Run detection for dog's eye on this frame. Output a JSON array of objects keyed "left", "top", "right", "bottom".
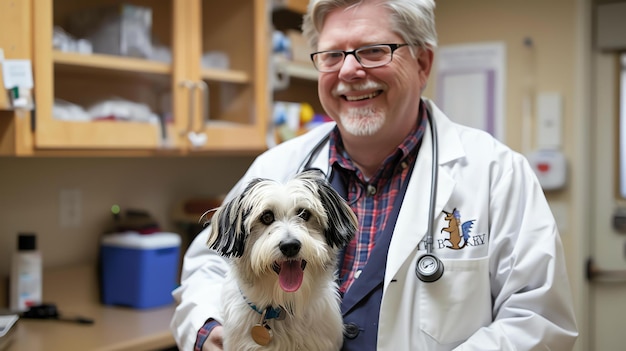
[
  {"left": 297, "top": 208, "right": 311, "bottom": 221},
  {"left": 260, "top": 210, "right": 275, "bottom": 225}
]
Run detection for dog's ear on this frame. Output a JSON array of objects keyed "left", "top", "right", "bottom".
[
  {"left": 314, "top": 177, "right": 358, "bottom": 249},
  {"left": 207, "top": 178, "right": 264, "bottom": 257}
]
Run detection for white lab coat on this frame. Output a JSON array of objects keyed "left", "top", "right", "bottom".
[{"left": 171, "top": 99, "right": 578, "bottom": 350}]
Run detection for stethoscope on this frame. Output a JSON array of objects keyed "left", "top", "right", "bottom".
[{"left": 298, "top": 106, "right": 444, "bottom": 283}]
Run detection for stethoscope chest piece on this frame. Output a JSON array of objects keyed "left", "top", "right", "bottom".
[{"left": 415, "top": 253, "right": 444, "bottom": 282}]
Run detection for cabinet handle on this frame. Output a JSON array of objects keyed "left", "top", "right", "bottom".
[
  {"left": 179, "top": 80, "right": 197, "bottom": 136},
  {"left": 179, "top": 80, "right": 207, "bottom": 147},
  {"left": 196, "top": 80, "right": 210, "bottom": 131},
  {"left": 586, "top": 257, "right": 626, "bottom": 283}
]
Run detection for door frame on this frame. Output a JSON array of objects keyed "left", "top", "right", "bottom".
[{"left": 571, "top": 0, "right": 592, "bottom": 350}]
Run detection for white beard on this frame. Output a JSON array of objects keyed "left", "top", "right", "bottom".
[
  {"left": 339, "top": 106, "right": 385, "bottom": 136},
  {"left": 333, "top": 80, "right": 387, "bottom": 136}
]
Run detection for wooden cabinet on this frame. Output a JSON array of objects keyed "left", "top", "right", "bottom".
[
  {"left": 1, "top": 0, "right": 269, "bottom": 156},
  {"left": 273, "top": 0, "right": 308, "bottom": 14}
]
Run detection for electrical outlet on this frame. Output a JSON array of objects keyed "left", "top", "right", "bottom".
[{"left": 59, "top": 188, "right": 82, "bottom": 228}]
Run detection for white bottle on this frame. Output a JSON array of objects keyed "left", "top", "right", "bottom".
[{"left": 9, "top": 233, "right": 42, "bottom": 312}]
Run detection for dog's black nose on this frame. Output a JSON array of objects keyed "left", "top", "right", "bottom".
[{"left": 279, "top": 239, "right": 301, "bottom": 257}]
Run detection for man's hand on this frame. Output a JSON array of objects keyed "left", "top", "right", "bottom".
[{"left": 202, "top": 326, "right": 224, "bottom": 351}]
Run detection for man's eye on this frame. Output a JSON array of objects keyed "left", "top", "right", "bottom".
[
  {"left": 260, "top": 210, "right": 275, "bottom": 225},
  {"left": 318, "top": 51, "right": 343, "bottom": 61},
  {"left": 361, "top": 48, "right": 382, "bottom": 54},
  {"left": 297, "top": 208, "right": 311, "bottom": 221},
  {"left": 358, "top": 47, "right": 387, "bottom": 57}
]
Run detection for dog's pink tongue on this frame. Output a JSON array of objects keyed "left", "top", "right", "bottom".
[{"left": 279, "top": 260, "right": 304, "bottom": 292}]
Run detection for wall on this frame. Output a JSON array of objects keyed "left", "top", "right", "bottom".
[
  {"left": 425, "top": 1, "right": 579, "bottom": 233},
  {"left": 426, "top": 0, "right": 577, "bottom": 157},
  {"left": 0, "top": 156, "right": 255, "bottom": 304},
  {"left": 424, "top": 0, "right": 586, "bottom": 349}
]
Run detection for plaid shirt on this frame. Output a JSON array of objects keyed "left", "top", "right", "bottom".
[
  {"left": 330, "top": 101, "right": 428, "bottom": 294},
  {"left": 195, "top": 319, "right": 220, "bottom": 350}
]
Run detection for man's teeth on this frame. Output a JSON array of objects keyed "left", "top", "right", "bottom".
[{"left": 345, "top": 91, "right": 379, "bottom": 101}]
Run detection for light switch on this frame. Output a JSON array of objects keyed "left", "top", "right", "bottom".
[{"left": 536, "top": 92, "right": 563, "bottom": 149}]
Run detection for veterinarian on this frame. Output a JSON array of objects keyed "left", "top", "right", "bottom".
[{"left": 171, "top": 0, "right": 579, "bottom": 350}]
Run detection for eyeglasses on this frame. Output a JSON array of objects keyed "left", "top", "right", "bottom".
[{"left": 310, "top": 43, "right": 409, "bottom": 73}]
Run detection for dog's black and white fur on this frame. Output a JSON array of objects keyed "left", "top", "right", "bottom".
[{"left": 207, "top": 170, "right": 358, "bottom": 351}]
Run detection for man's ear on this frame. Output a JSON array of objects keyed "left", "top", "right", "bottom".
[{"left": 417, "top": 48, "right": 434, "bottom": 92}]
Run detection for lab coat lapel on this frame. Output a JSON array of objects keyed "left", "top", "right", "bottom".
[
  {"left": 384, "top": 102, "right": 461, "bottom": 289},
  {"left": 308, "top": 140, "right": 330, "bottom": 174}
]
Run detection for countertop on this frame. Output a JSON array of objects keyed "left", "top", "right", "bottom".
[{"left": 5, "top": 265, "right": 176, "bottom": 351}]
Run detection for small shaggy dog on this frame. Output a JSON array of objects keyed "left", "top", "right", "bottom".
[{"left": 207, "top": 170, "right": 358, "bottom": 351}]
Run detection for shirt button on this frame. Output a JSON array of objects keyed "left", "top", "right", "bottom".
[
  {"left": 354, "top": 270, "right": 362, "bottom": 279},
  {"left": 366, "top": 185, "right": 376, "bottom": 196},
  {"left": 401, "top": 161, "right": 408, "bottom": 169},
  {"left": 344, "top": 323, "right": 360, "bottom": 339}
]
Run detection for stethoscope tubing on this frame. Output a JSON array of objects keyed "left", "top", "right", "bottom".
[{"left": 424, "top": 109, "right": 438, "bottom": 255}]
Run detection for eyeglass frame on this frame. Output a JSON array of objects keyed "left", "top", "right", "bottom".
[{"left": 310, "top": 43, "right": 410, "bottom": 73}]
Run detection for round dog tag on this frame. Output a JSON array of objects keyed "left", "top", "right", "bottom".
[{"left": 251, "top": 324, "right": 272, "bottom": 346}]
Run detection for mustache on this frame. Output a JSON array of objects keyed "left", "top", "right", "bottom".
[{"left": 333, "top": 80, "right": 386, "bottom": 96}]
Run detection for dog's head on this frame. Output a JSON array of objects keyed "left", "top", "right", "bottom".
[{"left": 207, "top": 169, "right": 357, "bottom": 292}]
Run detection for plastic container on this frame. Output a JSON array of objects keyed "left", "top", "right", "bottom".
[
  {"left": 10, "top": 233, "right": 42, "bottom": 312},
  {"left": 100, "top": 232, "right": 181, "bottom": 309}
]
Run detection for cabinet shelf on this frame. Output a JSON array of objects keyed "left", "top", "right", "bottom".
[
  {"left": 53, "top": 51, "right": 171, "bottom": 75},
  {"left": 285, "top": 61, "right": 318, "bottom": 81},
  {"left": 53, "top": 51, "right": 251, "bottom": 85},
  {"left": 272, "top": 0, "right": 308, "bottom": 14},
  {"left": 200, "top": 67, "right": 250, "bottom": 84}
]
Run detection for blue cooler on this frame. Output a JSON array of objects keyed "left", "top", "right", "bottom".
[{"left": 100, "top": 232, "right": 181, "bottom": 309}]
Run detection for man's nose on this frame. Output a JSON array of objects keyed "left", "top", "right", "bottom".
[{"left": 338, "top": 53, "right": 365, "bottom": 78}]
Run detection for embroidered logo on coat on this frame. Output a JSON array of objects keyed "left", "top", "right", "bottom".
[{"left": 438, "top": 208, "right": 480, "bottom": 250}]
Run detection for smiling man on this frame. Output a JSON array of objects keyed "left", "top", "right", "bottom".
[
  {"left": 307, "top": 1, "right": 435, "bottom": 182},
  {"left": 171, "top": 1, "right": 579, "bottom": 350}
]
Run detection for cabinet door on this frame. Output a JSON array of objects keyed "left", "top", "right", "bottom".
[
  {"left": 177, "top": 0, "right": 270, "bottom": 154},
  {"left": 0, "top": 0, "right": 34, "bottom": 155},
  {"left": 33, "top": 0, "right": 183, "bottom": 152}
]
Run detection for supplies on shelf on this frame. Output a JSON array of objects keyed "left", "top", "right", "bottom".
[
  {"left": 53, "top": 26, "right": 93, "bottom": 54},
  {"left": 65, "top": 4, "right": 153, "bottom": 59},
  {"left": 201, "top": 51, "right": 230, "bottom": 70},
  {"left": 270, "top": 101, "right": 332, "bottom": 146},
  {"left": 53, "top": 98, "right": 159, "bottom": 124}
]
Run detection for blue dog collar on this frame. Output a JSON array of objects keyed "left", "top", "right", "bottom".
[{"left": 240, "top": 289, "right": 285, "bottom": 320}]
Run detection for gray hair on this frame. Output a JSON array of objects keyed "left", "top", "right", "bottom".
[{"left": 302, "top": 0, "right": 437, "bottom": 54}]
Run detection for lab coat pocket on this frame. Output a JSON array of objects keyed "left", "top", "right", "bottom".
[{"left": 419, "top": 257, "right": 491, "bottom": 345}]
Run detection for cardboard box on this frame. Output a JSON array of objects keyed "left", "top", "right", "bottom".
[{"left": 100, "top": 232, "right": 180, "bottom": 309}]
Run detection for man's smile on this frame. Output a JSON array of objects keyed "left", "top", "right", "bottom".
[{"left": 343, "top": 90, "right": 383, "bottom": 101}]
